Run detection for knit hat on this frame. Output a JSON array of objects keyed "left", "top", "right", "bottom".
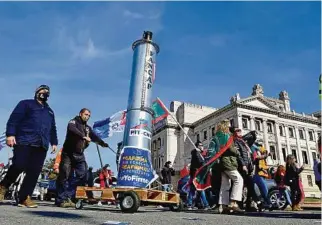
[{"left": 35, "top": 85, "right": 50, "bottom": 94}]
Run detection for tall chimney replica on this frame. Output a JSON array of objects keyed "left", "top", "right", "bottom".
[{"left": 117, "top": 31, "right": 160, "bottom": 188}]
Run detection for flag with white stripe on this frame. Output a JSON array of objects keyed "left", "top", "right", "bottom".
[
  {"left": 93, "top": 110, "right": 126, "bottom": 139},
  {"left": 0, "top": 132, "right": 6, "bottom": 151}
]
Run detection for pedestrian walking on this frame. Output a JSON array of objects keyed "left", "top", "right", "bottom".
[{"left": 0, "top": 85, "right": 58, "bottom": 208}]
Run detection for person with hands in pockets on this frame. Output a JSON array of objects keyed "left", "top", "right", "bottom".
[{"left": 0, "top": 85, "right": 58, "bottom": 208}]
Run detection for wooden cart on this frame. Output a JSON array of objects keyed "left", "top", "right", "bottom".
[{"left": 74, "top": 186, "right": 183, "bottom": 213}]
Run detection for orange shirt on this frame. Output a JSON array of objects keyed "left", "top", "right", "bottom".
[{"left": 53, "top": 148, "right": 63, "bottom": 170}]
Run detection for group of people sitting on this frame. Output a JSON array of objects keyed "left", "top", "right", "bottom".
[{"left": 162, "top": 119, "right": 318, "bottom": 213}]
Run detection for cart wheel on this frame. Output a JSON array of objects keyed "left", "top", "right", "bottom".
[
  {"left": 119, "top": 191, "right": 140, "bottom": 213},
  {"left": 169, "top": 199, "right": 183, "bottom": 212},
  {"left": 75, "top": 200, "right": 83, "bottom": 210}
]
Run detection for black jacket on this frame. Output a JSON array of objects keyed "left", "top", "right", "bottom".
[
  {"left": 234, "top": 138, "right": 253, "bottom": 173},
  {"left": 190, "top": 149, "right": 205, "bottom": 177},
  {"left": 161, "top": 166, "right": 175, "bottom": 184},
  {"left": 63, "top": 116, "right": 104, "bottom": 154},
  {"left": 285, "top": 164, "right": 304, "bottom": 185}
]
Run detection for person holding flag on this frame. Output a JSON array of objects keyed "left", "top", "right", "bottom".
[{"left": 56, "top": 108, "right": 109, "bottom": 208}]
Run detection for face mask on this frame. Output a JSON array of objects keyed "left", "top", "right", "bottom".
[{"left": 37, "top": 92, "right": 49, "bottom": 102}]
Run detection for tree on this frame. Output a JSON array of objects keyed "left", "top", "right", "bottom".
[
  {"left": 43, "top": 158, "right": 55, "bottom": 172},
  {"left": 42, "top": 158, "right": 57, "bottom": 180}
]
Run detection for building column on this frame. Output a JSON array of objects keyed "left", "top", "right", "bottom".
[
  {"left": 237, "top": 113, "right": 243, "bottom": 129},
  {"left": 295, "top": 126, "right": 304, "bottom": 165},
  {"left": 207, "top": 126, "right": 211, "bottom": 147},
  {"left": 284, "top": 125, "right": 292, "bottom": 155},
  {"left": 274, "top": 122, "right": 283, "bottom": 164},
  {"left": 262, "top": 119, "right": 269, "bottom": 151},
  {"left": 249, "top": 116, "right": 255, "bottom": 131},
  {"left": 304, "top": 128, "right": 314, "bottom": 166}
]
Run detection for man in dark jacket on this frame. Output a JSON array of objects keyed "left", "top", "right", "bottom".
[
  {"left": 0, "top": 85, "right": 58, "bottom": 208},
  {"left": 56, "top": 108, "right": 109, "bottom": 207},
  {"left": 231, "top": 127, "right": 258, "bottom": 211},
  {"left": 187, "top": 141, "right": 210, "bottom": 210},
  {"left": 161, "top": 161, "right": 175, "bottom": 192}
]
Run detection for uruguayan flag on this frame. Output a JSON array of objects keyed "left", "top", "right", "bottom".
[
  {"left": 0, "top": 132, "right": 6, "bottom": 151},
  {"left": 93, "top": 110, "right": 126, "bottom": 139}
]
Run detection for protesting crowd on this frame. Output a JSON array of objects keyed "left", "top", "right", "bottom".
[
  {"left": 161, "top": 120, "right": 321, "bottom": 213},
  {"left": 0, "top": 84, "right": 320, "bottom": 216}
]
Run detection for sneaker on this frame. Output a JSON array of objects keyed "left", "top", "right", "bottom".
[
  {"left": 60, "top": 199, "right": 75, "bottom": 208},
  {"left": 284, "top": 205, "right": 292, "bottom": 211},
  {"left": 203, "top": 206, "right": 211, "bottom": 211},
  {"left": 187, "top": 206, "right": 193, "bottom": 210},
  {"left": 210, "top": 204, "right": 217, "bottom": 210},
  {"left": 60, "top": 201, "right": 71, "bottom": 208},
  {"left": 0, "top": 185, "right": 7, "bottom": 201},
  {"left": 18, "top": 196, "right": 38, "bottom": 208},
  {"left": 228, "top": 204, "right": 243, "bottom": 213},
  {"left": 67, "top": 198, "right": 75, "bottom": 207},
  {"left": 97, "top": 201, "right": 103, "bottom": 206}
]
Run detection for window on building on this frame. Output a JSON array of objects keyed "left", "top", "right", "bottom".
[
  {"left": 157, "top": 138, "right": 161, "bottom": 149},
  {"left": 197, "top": 133, "right": 200, "bottom": 141},
  {"left": 267, "top": 123, "right": 273, "bottom": 133},
  {"left": 230, "top": 119, "right": 234, "bottom": 127},
  {"left": 302, "top": 151, "right": 308, "bottom": 164},
  {"left": 211, "top": 127, "right": 215, "bottom": 137},
  {"left": 289, "top": 127, "right": 294, "bottom": 138},
  {"left": 312, "top": 152, "right": 317, "bottom": 162},
  {"left": 242, "top": 118, "right": 248, "bottom": 129},
  {"left": 292, "top": 149, "right": 297, "bottom": 161},
  {"left": 279, "top": 126, "right": 284, "bottom": 136},
  {"left": 299, "top": 129, "right": 304, "bottom": 140},
  {"left": 269, "top": 146, "right": 277, "bottom": 160},
  {"left": 255, "top": 120, "right": 261, "bottom": 131},
  {"left": 307, "top": 175, "right": 313, "bottom": 187},
  {"left": 158, "top": 157, "right": 161, "bottom": 169},
  {"left": 282, "top": 148, "right": 287, "bottom": 161},
  {"left": 203, "top": 130, "right": 207, "bottom": 140},
  {"left": 152, "top": 140, "right": 157, "bottom": 151},
  {"left": 309, "top": 131, "right": 314, "bottom": 141}
]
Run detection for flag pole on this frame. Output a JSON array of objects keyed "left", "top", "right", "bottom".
[
  {"left": 96, "top": 144, "right": 104, "bottom": 169},
  {"left": 156, "top": 97, "right": 197, "bottom": 150}
]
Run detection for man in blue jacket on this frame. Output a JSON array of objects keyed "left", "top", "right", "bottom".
[{"left": 0, "top": 85, "right": 58, "bottom": 208}]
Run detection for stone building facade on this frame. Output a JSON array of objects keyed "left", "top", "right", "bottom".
[{"left": 151, "top": 84, "right": 321, "bottom": 196}]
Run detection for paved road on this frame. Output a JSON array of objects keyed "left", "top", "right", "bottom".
[{"left": 0, "top": 201, "right": 320, "bottom": 225}]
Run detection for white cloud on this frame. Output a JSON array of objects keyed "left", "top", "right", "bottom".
[
  {"left": 123, "top": 10, "right": 145, "bottom": 19},
  {"left": 209, "top": 34, "right": 229, "bottom": 47}
]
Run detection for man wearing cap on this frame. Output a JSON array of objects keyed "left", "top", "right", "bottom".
[{"left": 0, "top": 85, "right": 58, "bottom": 208}]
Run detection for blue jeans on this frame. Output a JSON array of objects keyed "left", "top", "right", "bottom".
[
  {"left": 187, "top": 178, "right": 209, "bottom": 207},
  {"left": 279, "top": 187, "right": 292, "bottom": 206},
  {"left": 56, "top": 152, "right": 88, "bottom": 204},
  {"left": 253, "top": 175, "right": 271, "bottom": 205}
]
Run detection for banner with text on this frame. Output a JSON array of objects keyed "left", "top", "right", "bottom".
[{"left": 117, "top": 146, "right": 158, "bottom": 188}]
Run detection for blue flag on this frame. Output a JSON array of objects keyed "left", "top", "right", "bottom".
[
  {"left": 93, "top": 110, "right": 126, "bottom": 139},
  {"left": 0, "top": 132, "right": 6, "bottom": 151}
]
